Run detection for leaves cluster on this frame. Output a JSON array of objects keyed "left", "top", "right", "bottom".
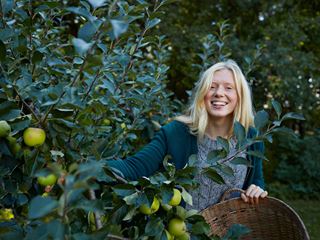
[{"left": 0, "top": 0, "right": 183, "bottom": 239}]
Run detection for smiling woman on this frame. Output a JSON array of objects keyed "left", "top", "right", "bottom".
[
  {"left": 107, "top": 59, "right": 267, "bottom": 211},
  {"left": 204, "top": 69, "right": 238, "bottom": 134}
]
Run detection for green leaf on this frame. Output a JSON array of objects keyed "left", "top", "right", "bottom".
[
  {"left": 217, "top": 136, "right": 229, "bottom": 152},
  {"left": 186, "top": 209, "right": 198, "bottom": 218},
  {"left": 215, "top": 163, "right": 234, "bottom": 177},
  {"left": 31, "top": 50, "right": 44, "bottom": 63},
  {"left": 123, "top": 192, "right": 139, "bottom": 205},
  {"left": 207, "top": 149, "right": 227, "bottom": 163},
  {"left": 233, "top": 121, "right": 245, "bottom": 146},
  {"left": 230, "top": 157, "right": 251, "bottom": 166},
  {"left": 273, "top": 120, "right": 281, "bottom": 127},
  {"left": 65, "top": 7, "right": 94, "bottom": 21},
  {"left": 28, "top": 196, "right": 58, "bottom": 219},
  {"left": 1, "top": 0, "right": 14, "bottom": 15},
  {"left": 281, "top": 112, "right": 305, "bottom": 121},
  {"left": 122, "top": 206, "right": 136, "bottom": 221},
  {"left": 202, "top": 168, "right": 225, "bottom": 184},
  {"left": 110, "top": 19, "right": 129, "bottom": 39},
  {"left": 188, "top": 154, "right": 197, "bottom": 166},
  {"left": 72, "top": 199, "right": 104, "bottom": 212},
  {"left": 0, "top": 139, "right": 12, "bottom": 156},
  {"left": 72, "top": 38, "right": 93, "bottom": 55},
  {"left": 0, "top": 28, "right": 15, "bottom": 41},
  {"left": 265, "top": 134, "right": 273, "bottom": 143},
  {"left": 146, "top": 18, "right": 161, "bottom": 29},
  {"left": 271, "top": 100, "right": 282, "bottom": 119},
  {"left": 0, "top": 109, "right": 20, "bottom": 121},
  {"left": 16, "top": 194, "right": 28, "bottom": 206},
  {"left": 88, "top": 0, "right": 106, "bottom": 9},
  {"left": 254, "top": 110, "right": 269, "bottom": 130},
  {"left": 145, "top": 217, "right": 164, "bottom": 236},
  {"left": 246, "top": 150, "right": 268, "bottom": 161},
  {"left": 78, "top": 20, "right": 102, "bottom": 42},
  {"left": 181, "top": 187, "right": 193, "bottom": 206},
  {"left": 175, "top": 206, "right": 187, "bottom": 220},
  {"left": 191, "top": 221, "right": 211, "bottom": 235},
  {"left": 24, "top": 219, "right": 64, "bottom": 240},
  {"left": 222, "top": 224, "right": 251, "bottom": 240},
  {"left": 269, "top": 126, "right": 297, "bottom": 138},
  {"left": 0, "top": 40, "right": 6, "bottom": 61},
  {"left": 112, "top": 184, "right": 136, "bottom": 197}
]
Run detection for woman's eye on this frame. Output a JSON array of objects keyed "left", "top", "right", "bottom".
[{"left": 226, "top": 87, "right": 233, "bottom": 90}]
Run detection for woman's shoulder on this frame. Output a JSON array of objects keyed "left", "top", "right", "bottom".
[
  {"left": 162, "top": 119, "right": 192, "bottom": 136},
  {"left": 164, "top": 119, "right": 191, "bottom": 128}
]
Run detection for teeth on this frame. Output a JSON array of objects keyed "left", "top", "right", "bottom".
[{"left": 211, "top": 101, "right": 227, "bottom": 106}]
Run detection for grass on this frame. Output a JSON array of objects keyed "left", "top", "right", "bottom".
[{"left": 286, "top": 199, "right": 320, "bottom": 240}]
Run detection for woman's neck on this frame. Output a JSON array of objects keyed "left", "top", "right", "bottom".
[{"left": 205, "top": 117, "right": 233, "bottom": 139}]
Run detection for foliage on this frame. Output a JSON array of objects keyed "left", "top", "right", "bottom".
[
  {"left": 265, "top": 130, "right": 320, "bottom": 200},
  {"left": 0, "top": 0, "right": 307, "bottom": 239},
  {"left": 0, "top": 0, "right": 184, "bottom": 238}
]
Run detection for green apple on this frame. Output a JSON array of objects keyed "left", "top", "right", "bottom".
[
  {"left": 11, "top": 142, "right": 21, "bottom": 155},
  {"left": 0, "top": 208, "right": 14, "bottom": 220},
  {"left": 168, "top": 218, "right": 187, "bottom": 237},
  {"left": 103, "top": 119, "right": 111, "bottom": 126},
  {"left": 6, "top": 135, "right": 16, "bottom": 145},
  {"left": 23, "top": 127, "right": 46, "bottom": 147},
  {"left": 6, "top": 136, "right": 21, "bottom": 155},
  {"left": 175, "top": 232, "right": 190, "bottom": 240},
  {"left": 169, "top": 188, "right": 182, "bottom": 206},
  {"left": 0, "top": 120, "right": 11, "bottom": 138},
  {"left": 37, "top": 174, "right": 57, "bottom": 186},
  {"left": 139, "top": 197, "right": 160, "bottom": 215}
]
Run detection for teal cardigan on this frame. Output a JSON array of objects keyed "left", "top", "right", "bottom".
[{"left": 107, "top": 120, "right": 265, "bottom": 190}]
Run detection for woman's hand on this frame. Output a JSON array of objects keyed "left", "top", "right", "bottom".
[{"left": 241, "top": 184, "right": 268, "bottom": 204}]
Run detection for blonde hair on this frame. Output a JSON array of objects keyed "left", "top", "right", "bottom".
[{"left": 175, "top": 59, "right": 254, "bottom": 141}]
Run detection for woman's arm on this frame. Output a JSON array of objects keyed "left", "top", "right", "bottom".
[{"left": 106, "top": 125, "right": 169, "bottom": 180}]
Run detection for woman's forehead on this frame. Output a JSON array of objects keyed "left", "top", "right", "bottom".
[{"left": 211, "top": 69, "right": 235, "bottom": 84}]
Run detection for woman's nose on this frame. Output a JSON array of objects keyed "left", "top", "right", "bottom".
[{"left": 214, "top": 86, "right": 224, "bottom": 96}]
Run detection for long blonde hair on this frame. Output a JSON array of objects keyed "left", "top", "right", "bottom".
[{"left": 175, "top": 59, "right": 254, "bottom": 141}]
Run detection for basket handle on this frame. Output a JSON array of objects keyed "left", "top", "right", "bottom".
[{"left": 219, "top": 188, "right": 245, "bottom": 202}]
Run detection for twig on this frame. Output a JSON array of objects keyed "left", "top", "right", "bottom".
[
  {"left": 88, "top": 189, "right": 103, "bottom": 230},
  {"left": 13, "top": 86, "right": 41, "bottom": 123}
]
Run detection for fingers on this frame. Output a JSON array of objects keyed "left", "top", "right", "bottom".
[
  {"left": 241, "top": 193, "right": 248, "bottom": 203},
  {"left": 244, "top": 184, "right": 268, "bottom": 204},
  {"left": 261, "top": 190, "right": 268, "bottom": 198}
]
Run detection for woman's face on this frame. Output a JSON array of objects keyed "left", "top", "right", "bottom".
[{"left": 204, "top": 69, "right": 238, "bottom": 122}]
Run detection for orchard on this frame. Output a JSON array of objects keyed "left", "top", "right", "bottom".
[{"left": 0, "top": 0, "right": 305, "bottom": 239}]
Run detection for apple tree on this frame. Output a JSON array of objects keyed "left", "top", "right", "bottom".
[{"left": 0, "top": 0, "right": 203, "bottom": 239}]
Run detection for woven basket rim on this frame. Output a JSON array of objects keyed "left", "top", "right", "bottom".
[{"left": 201, "top": 196, "right": 310, "bottom": 240}]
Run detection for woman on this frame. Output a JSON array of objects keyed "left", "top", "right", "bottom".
[{"left": 107, "top": 59, "right": 268, "bottom": 211}]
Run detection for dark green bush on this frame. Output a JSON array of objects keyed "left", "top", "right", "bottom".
[{"left": 266, "top": 131, "right": 320, "bottom": 200}]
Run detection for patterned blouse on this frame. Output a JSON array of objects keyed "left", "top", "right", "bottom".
[{"left": 186, "top": 134, "right": 247, "bottom": 211}]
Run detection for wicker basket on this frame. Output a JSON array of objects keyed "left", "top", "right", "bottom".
[{"left": 201, "top": 188, "right": 310, "bottom": 240}]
